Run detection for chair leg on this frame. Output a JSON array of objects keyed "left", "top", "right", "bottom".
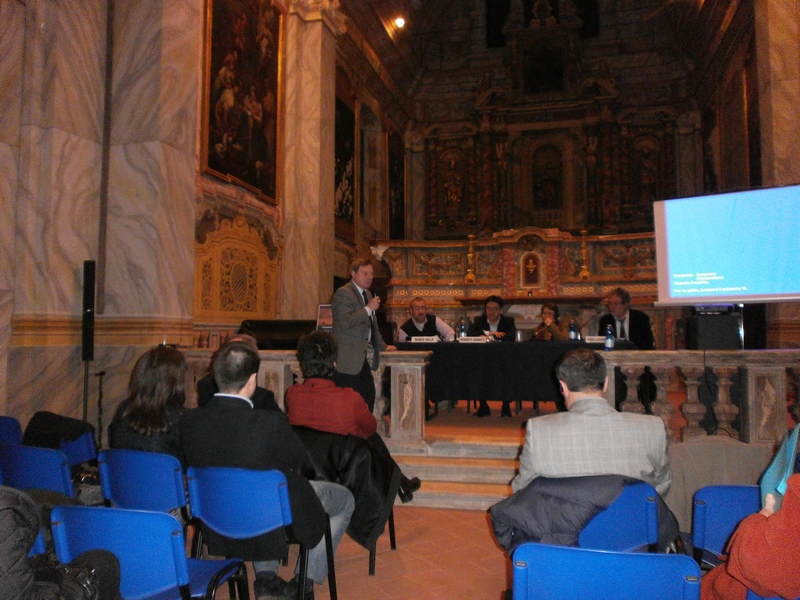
[
  {"left": 324, "top": 519, "right": 337, "bottom": 600},
  {"left": 297, "top": 547, "right": 308, "bottom": 600},
  {"left": 369, "top": 544, "right": 376, "bottom": 576},
  {"left": 388, "top": 508, "right": 397, "bottom": 551}
]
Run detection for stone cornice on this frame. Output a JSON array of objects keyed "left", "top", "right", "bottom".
[
  {"left": 287, "top": 0, "right": 347, "bottom": 36},
  {"left": 11, "top": 315, "right": 195, "bottom": 347}
]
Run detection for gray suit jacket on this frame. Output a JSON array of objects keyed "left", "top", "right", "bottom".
[
  {"left": 331, "top": 282, "right": 387, "bottom": 375},
  {"left": 512, "top": 396, "right": 671, "bottom": 496}
]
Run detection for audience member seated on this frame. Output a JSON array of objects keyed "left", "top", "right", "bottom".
[
  {"left": 701, "top": 474, "right": 800, "bottom": 600},
  {"left": 397, "top": 297, "right": 455, "bottom": 342},
  {"left": 285, "top": 331, "right": 421, "bottom": 504},
  {"left": 0, "top": 485, "right": 122, "bottom": 600},
  {"left": 532, "top": 303, "right": 568, "bottom": 341},
  {"left": 108, "top": 345, "right": 187, "bottom": 466},
  {"left": 512, "top": 348, "right": 672, "bottom": 497},
  {"left": 180, "top": 341, "right": 354, "bottom": 600},
  {"left": 195, "top": 334, "right": 279, "bottom": 411}
]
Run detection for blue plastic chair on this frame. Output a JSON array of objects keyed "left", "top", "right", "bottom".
[
  {"left": 0, "top": 443, "right": 73, "bottom": 496},
  {"left": 692, "top": 484, "right": 760, "bottom": 567},
  {"left": 186, "top": 466, "right": 337, "bottom": 600},
  {"left": 59, "top": 430, "right": 98, "bottom": 466},
  {"left": 578, "top": 481, "right": 659, "bottom": 552},
  {"left": 511, "top": 542, "right": 702, "bottom": 600},
  {"left": 0, "top": 416, "right": 23, "bottom": 445},
  {"left": 51, "top": 505, "right": 248, "bottom": 600},
  {"left": 98, "top": 449, "right": 188, "bottom": 514}
]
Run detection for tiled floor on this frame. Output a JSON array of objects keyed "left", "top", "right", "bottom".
[
  {"left": 261, "top": 506, "right": 511, "bottom": 600},
  {"left": 217, "top": 401, "right": 541, "bottom": 600}
]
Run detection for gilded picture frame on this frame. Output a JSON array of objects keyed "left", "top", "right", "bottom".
[{"left": 202, "top": 0, "right": 283, "bottom": 203}]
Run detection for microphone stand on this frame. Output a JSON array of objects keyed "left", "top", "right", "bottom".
[{"left": 95, "top": 371, "right": 107, "bottom": 447}]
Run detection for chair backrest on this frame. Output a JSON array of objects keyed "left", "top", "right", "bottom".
[
  {"left": 59, "top": 430, "right": 97, "bottom": 466},
  {"left": 0, "top": 416, "right": 23, "bottom": 445},
  {"left": 578, "top": 481, "right": 659, "bottom": 552},
  {"left": 0, "top": 444, "right": 73, "bottom": 496},
  {"left": 186, "top": 466, "right": 292, "bottom": 538},
  {"left": 98, "top": 448, "right": 186, "bottom": 512},
  {"left": 51, "top": 505, "right": 190, "bottom": 600},
  {"left": 512, "top": 542, "right": 702, "bottom": 600},
  {"left": 692, "top": 484, "right": 760, "bottom": 561}
]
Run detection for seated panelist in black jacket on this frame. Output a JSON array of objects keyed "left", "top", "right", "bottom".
[{"left": 467, "top": 295, "right": 518, "bottom": 418}]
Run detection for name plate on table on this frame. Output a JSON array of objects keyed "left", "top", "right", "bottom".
[
  {"left": 458, "top": 336, "right": 489, "bottom": 343},
  {"left": 410, "top": 336, "right": 439, "bottom": 343},
  {"left": 585, "top": 336, "right": 605, "bottom": 344}
]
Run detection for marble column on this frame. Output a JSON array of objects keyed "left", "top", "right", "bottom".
[
  {"left": 755, "top": 1, "right": 800, "bottom": 348},
  {"left": 404, "top": 126, "right": 427, "bottom": 241},
  {"left": 6, "top": 0, "right": 201, "bottom": 429},
  {"left": 0, "top": 1, "right": 26, "bottom": 412},
  {"left": 279, "top": 0, "right": 345, "bottom": 318}
]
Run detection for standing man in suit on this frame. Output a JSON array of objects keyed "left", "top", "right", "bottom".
[
  {"left": 331, "top": 258, "right": 395, "bottom": 414},
  {"left": 511, "top": 347, "right": 671, "bottom": 496},
  {"left": 180, "top": 341, "right": 354, "bottom": 599},
  {"left": 598, "top": 287, "right": 654, "bottom": 350},
  {"left": 598, "top": 287, "right": 655, "bottom": 408}
]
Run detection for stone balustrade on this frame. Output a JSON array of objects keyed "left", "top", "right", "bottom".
[{"left": 185, "top": 348, "right": 800, "bottom": 448}]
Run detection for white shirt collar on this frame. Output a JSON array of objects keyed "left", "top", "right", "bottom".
[{"left": 212, "top": 392, "right": 254, "bottom": 408}]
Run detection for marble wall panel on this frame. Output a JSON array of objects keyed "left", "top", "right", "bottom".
[
  {"left": 0, "top": 292, "right": 11, "bottom": 413},
  {"left": 0, "top": 1, "right": 24, "bottom": 147},
  {"left": 20, "top": 0, "right": 105, "bottom": 141},
  {"left": 15, "top": 128, "right": 101, "bottom": 314},
  {"left": 112, "top": 0, "right": 200, "bottom": 151},
  {"left": 5, "top": 343, "right": 146, "bottom": 445},
  {"left": 104, "top": 142, "right": 195, "bottom": 317}
]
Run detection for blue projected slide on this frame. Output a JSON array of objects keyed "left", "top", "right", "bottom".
[{"left": 654, "top": 185, "right": 800, "bottom": 306}]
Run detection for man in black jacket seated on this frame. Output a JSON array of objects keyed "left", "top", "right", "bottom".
[{"left": 180, "top": 342, "right": 354, "bottom": 600}]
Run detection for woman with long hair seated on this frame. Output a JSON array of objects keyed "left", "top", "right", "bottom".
[{"left": 109, "top": 345, "right": 187, "bottom": 465}]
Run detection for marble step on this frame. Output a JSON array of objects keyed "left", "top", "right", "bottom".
[
  {"left": 393, "top": 454, "right": 517, "bottom": 485},
  {"left": 398, "top": 480, "right": 512, "bottom": 511},
  {"left": 386, "top": 438, "right": 522, "bottom": 460}
]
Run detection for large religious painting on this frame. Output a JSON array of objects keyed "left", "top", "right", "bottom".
[
  {"left": 202, "top": 0, "right": 282, "bottom": 203},
  {"left": 334, "top": 97, "right": 356, "bottom": 243},
  {"left": 388, "top": 132, "right": 405, "bottom": 240}
]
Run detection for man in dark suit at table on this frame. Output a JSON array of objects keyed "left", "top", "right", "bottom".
[
  {"left": 331, "top": 258, "right": 395, "bottom": 414},
  {"left": 598, "top": 287, "right": 654, "bottom": 351},
  {"left": 598, "top": 287, "right": 655, "bottom": 409},
  {"left": 467, "top": 295, "right": 517, "bottom": 418},
  {"left": 180, "top": 341, "right": 354, "bottom": 599}
]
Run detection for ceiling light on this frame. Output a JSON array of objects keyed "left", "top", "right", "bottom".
[{"left": 395, "top": 17, "right": 405, "bottom": 28}]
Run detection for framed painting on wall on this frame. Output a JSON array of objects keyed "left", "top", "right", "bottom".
[
  {"left": 334, "top": 97, "right": 356, "bottom": 243},
  {"left": 202, "top": 0, "right": 283, "bottom": 203}
]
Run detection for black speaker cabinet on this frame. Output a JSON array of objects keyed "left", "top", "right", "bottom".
[
  {"left": 686, "top": 313, "right": 742, "bottom": 350},
  {"left": 82, "top": 260, "right": 96, "bottom": 361}
]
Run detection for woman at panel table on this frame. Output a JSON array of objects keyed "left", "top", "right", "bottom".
[{"left": 532, "top": 303, "right": 569, "bottom": 341}]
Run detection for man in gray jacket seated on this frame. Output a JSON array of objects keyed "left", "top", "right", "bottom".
[{"left": 512, "top": 347, "right": 671, "bottom": 496}]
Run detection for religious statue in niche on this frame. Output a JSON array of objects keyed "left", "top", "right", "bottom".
[
  {"left": 634, "top": 136, "right": 660, "bottom": 205},
  {"left": 443, "top": 159, "right": 463, "bottom": 208},
  {"left": 520, "top": 252, "right": 542, "bottom": 288},
  {"left": 532, "top": 146, "right": 562, "bottom": 202}
]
